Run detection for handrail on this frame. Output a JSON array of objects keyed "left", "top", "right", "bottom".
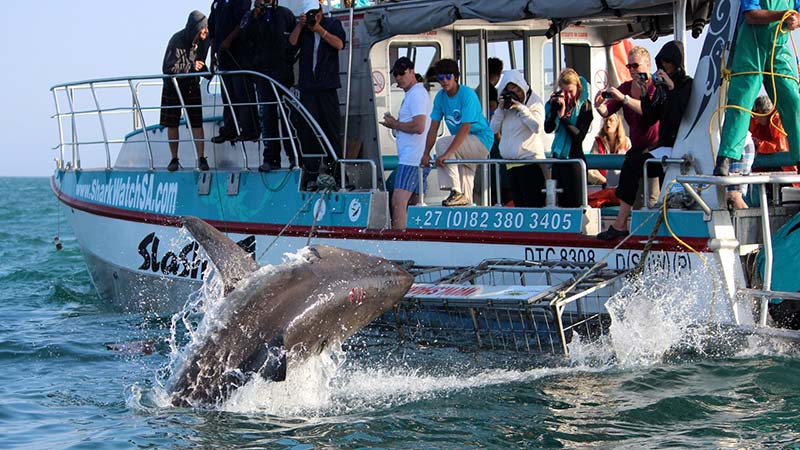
[
  {"left": 643, "top": 157, "right": 687, "bottom": 209},
  {"left": 418, "top": 158, "right": 588, "bottom": 207},
  {"left": 50, "top": 70, "right": 340, "bottom": 173},
  {"left": 339, "top": 159, "right": 378, "bottom": 190}
]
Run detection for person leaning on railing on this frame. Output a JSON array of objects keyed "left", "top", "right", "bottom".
[
  {"left": 160, "top": 10, "right": 211, "bottom": 172},
  {"left": 544, "top": 68, "right": 593, "bottom": 208},
  {"left": 490, "top": 70, "right": 547, "bottom": 207}
]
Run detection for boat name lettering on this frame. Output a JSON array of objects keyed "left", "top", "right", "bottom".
[
  {"left": 418, "top": 209, "right": 574, "bottom": 231},
  {"left": 615, "top": 250, "right": 692, "bottom": 272},
  {"left": 137, "top": 233, "right": 209, "bottom": 280},
  {"left": 407, "top": 285, "right": 481, "bottom": 297},
  {"left": 525, "top": 247, "right": 596, "bottom": 264},
  {"left": 74, "top": 175, "right": 178, "bottom": 215}
]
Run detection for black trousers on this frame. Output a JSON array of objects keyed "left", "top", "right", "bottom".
[
  {"left": 299, "top": 88, "right": 342, "bottom": 178},
  {"left": 256, "top": 78, "right": 295, "bottom": 166},
  {"left": 615, "top": 149, "right": 663, "bottom": 205},
  {"left": 218, "top": 54, "right": 258, "bottom": 136},
  {"left": 551, "top": 160, "right": 584, "bottom": 208},
  {"left": 508, "top": 164, "right": 546, "bottom": 207}
]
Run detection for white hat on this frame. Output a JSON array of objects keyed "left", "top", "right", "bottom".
[
  {"left": 303, "top": 0, "right": 321, "bottom": 13},
  {"left": 496, "top": 69, "right": 529, "bottom": 95}
]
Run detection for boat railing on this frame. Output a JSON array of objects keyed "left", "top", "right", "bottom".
[
  {"left": 416, "top": 158, "right": 588, "bottom": 208},
  {"left": 676, "top": 173, "right": 800, "bottom": 327},
  {"left": 50, "top": 70, "right": 339, "bottom": 173}
]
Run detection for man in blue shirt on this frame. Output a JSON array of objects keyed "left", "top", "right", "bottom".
[
  {"left": 289, "top": 0, "right": 346, "bottom": 190},
  {"left": 714, "top": 0, "right": 800, "bottom": 175},
  {"left": 422, "top": 59, "right": 494, "bottom": 206}
]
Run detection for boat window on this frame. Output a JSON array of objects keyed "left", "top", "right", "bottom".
[
  {"left": 542, "top": 43, "right": 590, "bottom": 94},
  {"left": 389, "top": 42, "right": 440, "bottom": 87}
]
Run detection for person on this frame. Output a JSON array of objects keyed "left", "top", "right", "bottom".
[
  {"left": 240, "top": 0, "right": 298, "bottom": 172},
  {"left": 422, "top": 58, "right": 495, "bottom": 207},
  {"left": 588, "top": 113, "right": 631, "bottom": 186},
  {"left": 749, "top": 95, "right": 797, "bottom": 174},
  {"left": 160, "top": 11, "right": 211, "bottom": 172},
  {"left": 209, "top": 0, "right": 259, "bottom": 144},
  {"left": 290, "top": 0, "right": 346, "bottom": 190},
  {"left": 713, "top": 1, "right": 800, "bottom": 176},
  {"left": 544, "top": 68, "right": 593, "bottom": 208},
  {"left": 476, "top": 57, "right": 503, "bottom": 114},
  {"left": 727, "top": 132, "right": 756, "bottom": 209},
  {"left": 379, "top": 57, "right": 432, "bottom": 229},
  {"left": 594, "top": 46, "right": 661, "bottom": 239},
  {"left": 490, "top": 70, "right": 546, "bottom": 207}
]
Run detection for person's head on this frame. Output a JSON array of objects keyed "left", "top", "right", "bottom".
[
  {"left": 556, "top": 68, "right": 581, "bottom": 100},
  {"left": 186, "top": 10, "right": 208, "bottom": 43},
  {"left": 496, "top": 70, "right": 530, "bottom": 106},
  {"left": 302, "top": 0, "right": 323, "bottom": 26},
  {"left": 599, "top": 113, "right": 627, "bottom": 150},
  {"left": 626, "top": 46, "right": 651, "bottom": 78},
  {"left": 435, "top": 58, "right": 460, "bottom": 93},
  {"left": 391, "top": 57, "right": 417, "bottom": 91},
  {"left": 488, "top": 57, "right": 503, "bottom": 85},
  {"left": 753, "top": 95, "right": 775, "bottom": 126},
  {"left": 655, "top": 40, "right": 685, "bottom": 77}
]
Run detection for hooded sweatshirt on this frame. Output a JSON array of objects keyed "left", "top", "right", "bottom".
[
  {"left": 641, "top": 40, "right": 693, "bottom": 148},
  {"left": 490, "top": 70, "right": 545, "bottom": 160},
  {"left": 162, "top": 11, "right": 210, "bottom": 75},
  {"left": 544, "top": 76, "right": 593, "bottom": 159}
]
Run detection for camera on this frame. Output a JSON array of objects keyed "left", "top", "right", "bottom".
[
  {"left": 637, "top": 72, "right": 648, "bottom": 82},
  {"left": 601, "top": 91, "right": 613, "bottom": 99},
  {"left": 306, "top": 10, "right": 318, "bottom": 27},
  {"left": 502, "top": 89, "right": 521, "bottom": 109}
]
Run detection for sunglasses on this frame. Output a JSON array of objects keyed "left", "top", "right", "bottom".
[
  {"left": 437, "top": 73, "right": 454, "bottom": 81},
  {"left": 392, "top": 68, "right": 407, "bottom": 78},
  {"left": 625, "top": 63, "right": 640, "bottom": 69}
]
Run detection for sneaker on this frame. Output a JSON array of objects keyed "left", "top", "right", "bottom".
[
  {"left": 211, "top": 133, "right": 235, "bottom": 144},
  {"left": 258, "top": 162, "right": 281, "bottom": 172},
  {"left": 713, "top": 155, "right": 736, "bottom": 176},
  {"left": 198, "top": 157, "right": 210, "bottom": 171},
  {"left": 597, "top": 225, "right": 629, "bottom": 241},
  {"left": 237, "top": 130, "right": 261, "bottom": 142},
  {"left": 442, "top": 190, "right": 469, "bottom": 207},
  {"left": 167, "top": 158, "right": 180, "bottom": 172}
]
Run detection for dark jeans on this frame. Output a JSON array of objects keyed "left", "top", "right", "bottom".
[
  {"left": 551, "top": 159, "right": 584, "bottom": 208},
  {"left": 256, "top": 78, "right": 295, "bottom": 166},
  {"left": 615, "top": 148, "right": 664, "bottom": 205},
  {"left": 218, "top": 54, "right": 258, "bottom": 136},
  {"left": 508, "top": 164, "right": 546, "bottom": 207},
  {"left": 298, "top": 88, "right": 342, "bottom": 179}
]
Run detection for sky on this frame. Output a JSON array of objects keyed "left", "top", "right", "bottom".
[{"left": 0, "top": 2, "right": 785, "bottom": 177}]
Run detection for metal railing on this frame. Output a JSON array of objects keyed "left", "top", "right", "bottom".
[
  {"left": 50, "top": 70, "right": 341, "bottom": 173},
  {"left": 417, "top": 158, "right": 588, "bottom": 208}
]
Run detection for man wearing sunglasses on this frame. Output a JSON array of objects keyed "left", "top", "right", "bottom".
[
  {"left": 422, "top": 59, "right": 494, "bottom": 207},
  {"left": 714, "top": 0, "right": 800, "bottom": 176},
  {"left": 380, "top": 57, "right": 432, "bottom": 228}
]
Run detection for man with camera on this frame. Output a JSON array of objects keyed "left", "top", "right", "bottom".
[
  {"left": 490, "top": 70, "right": 546, "bottom": 207},
  {"left": 380, "top": 57, "right": 432, "bottom": 228},
  {"left": 208, "top": 0, "right": 259, "bottom": 144},
  {"left": 289, "top": 0, "right": 346, "bottom": 190},
  {"left": 594, "top": 46, "right": 660, "bottom": 240},
  {"left": 241, "top": 0, "right": 298, "bottom": 172}
]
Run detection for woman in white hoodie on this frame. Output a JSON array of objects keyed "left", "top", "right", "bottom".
[{"left": 490, "top": 70, "right": 546, "bottom": 207}]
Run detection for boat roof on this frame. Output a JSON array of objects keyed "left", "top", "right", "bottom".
[{"left": 359, "top": 0, "right": 712, "bottom": 39}]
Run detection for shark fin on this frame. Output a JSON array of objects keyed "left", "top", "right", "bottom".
[{"left": 181, "top": 216, "right": 260, "bottom": 292}]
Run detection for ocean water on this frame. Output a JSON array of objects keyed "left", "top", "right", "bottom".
[{"left": 3, "top": 176, "right": 800, "bottom": 449}]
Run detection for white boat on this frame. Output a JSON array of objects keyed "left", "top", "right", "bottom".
[{"left": 51, "top": 0, "right": 800, "bottom": 354}]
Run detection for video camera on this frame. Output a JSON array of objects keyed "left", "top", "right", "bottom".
[{"left": 306, "top": 10, "right": 318, "bottom": 27}]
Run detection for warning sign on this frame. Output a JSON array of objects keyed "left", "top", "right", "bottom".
[
  {"left": 594, "top": 69, "right": 608, "bottom": 90},
  {"left": 372, "top": 70, "right": 386, "bottom": 94}
]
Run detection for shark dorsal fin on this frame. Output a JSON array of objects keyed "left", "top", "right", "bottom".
[{"left": 182, "top": 216, "right": 260, "bottom": 292}]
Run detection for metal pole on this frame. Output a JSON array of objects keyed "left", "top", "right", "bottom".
[
  {"left": 217, "top": 72, "right": 248, "bottom": 158},
  {"left": 674, "top": 0, "right": 688, "bottom": 47},
  {"left": 128, "top": 79, "right": 154, "bottom": 170},
  {"left": 270, "top": 80, "right": 299, "bottom": 168},
  {"left": 759, "top": 184, "right": 773, "bottom": 326},
  {"left": 89, "top": 82, "right": 112, "bottom": 170},
  {"left": 65, "top": 87, "right": 80, "bottom": 170},
  {"left": 342, "top": 7, "right": 354, "bottom": 156},
  {"left": 494, "top": 162, "right": 502, "bottom": 206},
  {"left": 417, "top": 166, "right": 427, "bottom": 206},
  {"left": 52, "top": 89, "right": 66, "bottom": 168}
]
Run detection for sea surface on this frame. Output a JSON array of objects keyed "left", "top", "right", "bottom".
[{"left": 3, "top": 176, "right": 800, "bottom": 449}]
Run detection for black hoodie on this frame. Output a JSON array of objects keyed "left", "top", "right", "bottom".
[
  {"left": 641, "top": 40, "right": 693, "bottom": 148},
  {"left": 162, "top": 10, "right": 210, "bottom": 75}
]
